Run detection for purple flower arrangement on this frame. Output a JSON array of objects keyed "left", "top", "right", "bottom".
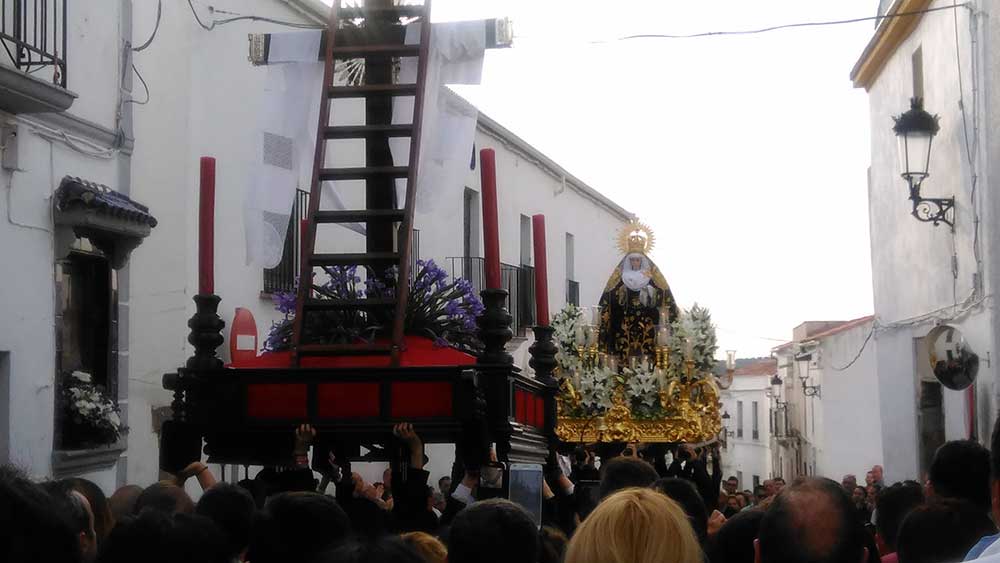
[{"left": 263, "top": 260, "right": 484, "bottom": 355}]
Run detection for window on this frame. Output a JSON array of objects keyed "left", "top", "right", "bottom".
[
  {"left": 463, "top": 188, "right": 480, "bottom": 258},
  {"left": 736, "top": 401, "right": 744, "bottom": 438},
  {"left": 737, "top": 471, "right": 743, "bottom": 489},
  {"left": 263, "top": 190, "right": 309, "bottom": 294},
  {"left": 58, "top": 252, "right": 114, "bottom": 393},
  {"left": 566, "top": 233, "right": 578, "bottom": 306},
  {"left": 753, "top": 475, "right": 760, "bottom": 489},
  {"left": 519, "top": 214, "right": 532, "bottom": 266},
  {"left": 752, "top": 401, "right": 759, "bottom": 440}
]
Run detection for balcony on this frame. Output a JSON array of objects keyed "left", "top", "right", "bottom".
[
  {"left": 448, "top": 256, "right": 535, "bottom": 336},
  {"left": 567, "top": 279, "right": 579, "bottom": 306},
  {"left": 0, "top": 0, "right": 75, "bottom": 114}
]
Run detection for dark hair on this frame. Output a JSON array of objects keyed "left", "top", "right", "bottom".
[
  {"left": 652, "top": 477, "right": 709, "bottom": 544},
  {"left": 753, "top": 485, "right": 767, "bottom": 498},
  {"left": 991, "top": 414, "right": 1000, "bottom": 480},
  {"left": 438, "top": 475, "right": 451, "bottom": 487},
  {"left": 0, "top": 465, "right": 81, "bottom": 563},
  {"left": 315, "top": 536, "right": 424, "bottom": 563},
  {"left": 195, "top": 483, "right": 256, "bottom": 560},
  {"left": 248, "top": 491, "right": 351, "bottom": 563},
  {"left": 708, "top": 509, "right": 765, "bottom": 563},
  {"left": 448, "top": 499, "right": 539, "bottom": 563},
  {"left": 598, "top": 457, "right": 659, "bottom": 499},
  {"left": 758, "top": 477, "right": 865, "bottom": 563},
  {"left": 40, "top": 479, "right": 92, "bottom": 539},
  {"left": 874, "top": 481, "right": 924, "bottom": 552},
  {"left": 928, "top": 440, "right": 992, "bottom": 512},
  {"left": 134, "top": 483, "right": 195, "bottom": 515},
  {"left": 539, "top": 526, "right": 568, "bottom": 563},
  {"left": 98, "top": 511, "right": 229, "bottom": 563},
  {"left": 896, "top": 499, "right": 997, "bottom": 563},
  {"left": 727, "top": 475, "right": 739, "bottom": 483},
  {"left": 109, "top": 485, "right": 143, "bottom": 521},
  {"left": 773, "top": 477, "right": 786, "bottom": 484},
  {"left": 66, "top": 477, "right": 114, "bottom": 543}
]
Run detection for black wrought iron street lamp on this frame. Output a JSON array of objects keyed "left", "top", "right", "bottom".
[
  {"left": 766, "top": 375, "right": 787, "bottom": 409},
  {"left": 892, "top": 97, "right": 953, "bottom": 228}
]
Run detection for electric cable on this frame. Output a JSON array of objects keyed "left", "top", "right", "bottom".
[{"left": 133, "top": 0, "right": 162, "bottom": 52}]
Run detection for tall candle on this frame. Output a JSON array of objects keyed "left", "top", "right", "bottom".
[
  {"left": 198, "top": 157, "right": 216, "bottom": 295},
  {"left": 532, "top": 214, "right": 550, "bottom": 326},
  {"left": 479, "top": 148, "right": 501, "bottom": 289}
]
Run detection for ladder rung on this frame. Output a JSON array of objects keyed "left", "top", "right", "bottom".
[
  {"left": 320, "top": 166, "right": 409, "bottom": 181},
  {"left": 324, "top": 124, "right": 413, "bottom": 140},
  {"left": 297, "top": 343, "right": 394, "bottom": 356},
  {"left": 310, "top": 252, "right": 400, "bottom": 266},
  {"left": 338, "top": 6, "right": 426, "bottom": 19},
  {"left": 305, "top": 298, "right": 396, "bottom": 310},
  {"left": 328, "top": 83, "right": 418, "bottom": 99},
  {"left": 332, "top": 44, "right": 420, "bottom": 59},
  {"left": 315, "top": 210, "right": 405, "bottom": 223}
]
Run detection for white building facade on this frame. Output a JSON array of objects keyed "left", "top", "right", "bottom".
[
  {"left": 771, "top": 318, "right": 883, "bottom": 482},
  {"left": 1, "top": 0, "right": 633, "bottom": 492},
  {"left": 851, "top": 0, "right": 1000, "bottom": 483},
  {"left": 720, "top": 360, "right": 775, "bottom": 491}
]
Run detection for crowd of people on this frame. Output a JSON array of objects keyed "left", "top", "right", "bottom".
[{"left": 7, "top": 418, "right": 1000, "bottom": 563}]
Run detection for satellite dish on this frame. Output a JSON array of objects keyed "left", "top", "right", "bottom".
[{"left": 927, "top": 325, "right": 979, "bottom": 390}]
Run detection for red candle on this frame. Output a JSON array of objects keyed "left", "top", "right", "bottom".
[
  {"left": 480, "top": 148, "right": 502, "bottom": 289},
  {"left": 532, "top": 214, "right": 549, "bottom": 326},
  {"left": 198, "top": 157, "right": 216, "bottom": 295}
]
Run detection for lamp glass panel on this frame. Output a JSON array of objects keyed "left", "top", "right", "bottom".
[{"left": 898, "top": 132, "right": 933, "bottom": 180}]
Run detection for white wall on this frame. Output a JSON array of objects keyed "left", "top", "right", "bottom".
[
  {"left": 721, "top": 374, "right": 772, "bottom": 488},
  {"left": 863, "top": 0, "right": 998, "bottom": 482},
  {"left": 0, "top": 1, "right": 129, "bottom": 480}
]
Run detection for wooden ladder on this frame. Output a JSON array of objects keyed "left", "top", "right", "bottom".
[{"left": 291, "top": 0, "right": 432, "bottom": 366}]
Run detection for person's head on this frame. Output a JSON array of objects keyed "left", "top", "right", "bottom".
[
  {"left": 725, "top": 476, "right": 739, "bottom": 494},
  {"left": 927, "top": 440, "right": 991, "bottom": 513},
  {"left": 896, "top": 499, "right": 996, "bottom": 563},
  {"left": 66, "top": 478, "right": 114, "bottom": 546},
  {"left": 842, "top": 474, "right": 858, "bottom": 491},
  {"left": 874, "top": 480, "right": 925, "bottom": 556},
  {"left": 753, "top": 485, "right": 768, "bottom": 503},
  {"left": 728, "top": 495, "right": 741, "bottom": 511},
  {"left": 538, "top": 526, "right": 568, "bottom": 563},
  {"left": 438, "top": 476, "right": 452, "bottom": 495},
  {"left": 98, "top": 510, "right": 229, "bottom": 563},
  {"left": 0, "top": 465, "right": 81, "bottom": 563},
  {"left": 448, "top": 499, "right": 538, "bottom": 563},
  {"left": 598, "top": 456, "right": 659, "bottom": 499},
  {"left": 772, "top": 477, "right": 786, "bottom": 493},
  {"left": 709, "top": 509, "right": 766, "bottom": 563},
  {"left": 432, "top": 490, "right": 446, "bottom": 512},
  {"left": 401, "top": 531, "right": 448, "bottom": 563},
  {"left": 865, "top": 484, "right": 881, "bottom": 507},
  {"left": 566, "top": 487, "right": 700, "bottom": 563},
  {"left": 764, "top": 479, "right": 776, "bottom": 497},
  {"left": 195, "top": 483, "right": 256, "bottom": 561},
  {"left": 653, "top": 477, "right": 709, "bottom": 545},
  {"left": 352, "top": 472, "right": 366, "bottom": 494},
  {"left": 109, "top": 485, "right": 143, "bottom": 521},
  {"left": 41, "top": 480, "right": 97, "bottom": 562},
  {"left": 872, "top": 465, "right": 884, "bottom": 484},
  {"left": 851, "top": 486, "right": 867, "bottom": 508},
  {"left": 756, "top": 477, "right": 866, "bottom": 563},
  {"left": 134, "top": 482, "right": 195, "bottom": 516},
  {"left": 865, "top": 471, "right": 875, "bottom": 487},
  {"left": 249, "top": 491, "right": 352, "bottom": 563},
  {"left": 317, "top": 536, "right": 425, "bottom": 563}
]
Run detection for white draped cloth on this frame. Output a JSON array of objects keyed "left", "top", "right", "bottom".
[{"left": 244, "top": 22, "right": 485, "bottom": 267}]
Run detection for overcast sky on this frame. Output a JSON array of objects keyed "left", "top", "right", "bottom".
[{"left": 328, "top": 0, "right": 880, "bottom": 357}]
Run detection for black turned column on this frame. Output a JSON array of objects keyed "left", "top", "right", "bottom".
[
  {"left": 186, "top": 294, "right": 225, "bottom": 370},
  {"left": 477, "top": 288, "right": 513, "bottom": 365},
  {"left": 528, "top": 325, "right": 558, "bottom": 386}
]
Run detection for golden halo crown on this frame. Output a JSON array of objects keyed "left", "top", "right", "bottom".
[{"left": 617, "top": 219, "right": 655, "bottom": 255}]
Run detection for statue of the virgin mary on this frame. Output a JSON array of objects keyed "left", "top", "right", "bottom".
[{"left": 598, "top": 220, "right": 678, "bottom": 360}]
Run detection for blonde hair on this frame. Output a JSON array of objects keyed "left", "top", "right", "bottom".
[
  {"left": 565, "top": 487, "right": 702, "bottom": 563},
  {"left": 400, "top": 531, "right": 448, "bottom": 563}
]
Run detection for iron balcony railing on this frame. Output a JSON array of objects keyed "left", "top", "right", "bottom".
[
  {"left": 447, "top": 256, "right": 535, "bottom": 336},
  {"left": 567, "top": 279, "right": 579, "bottom": 306},
  {"left": 264, "top": 190, "right": 310, "bottom": 294},
  {"left": 1, "top": 0, "right": 67, "bottom": 88}
]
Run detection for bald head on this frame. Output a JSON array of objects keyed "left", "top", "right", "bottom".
[{"left": 757, "top": 477, "right": 866, "bottom": 563}]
